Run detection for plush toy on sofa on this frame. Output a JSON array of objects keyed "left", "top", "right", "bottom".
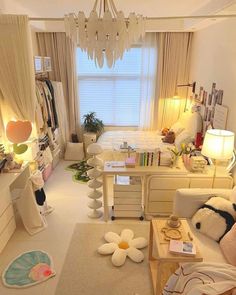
[{"left": 191, "top": 196, "right": 236, "bottom": 242}]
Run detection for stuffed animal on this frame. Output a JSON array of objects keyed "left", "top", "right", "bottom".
[
  {"left": 3, "top": 153, "right": 22, "bottom": 172},
  {"left": 161, "top": 127, "right": 169, "bottom": 136},
  {"left": 162, "top": 131, "right": 175, "bottom": 144},
  {"left": 192, "top": 197, "right": 236, "bottom": 242}
]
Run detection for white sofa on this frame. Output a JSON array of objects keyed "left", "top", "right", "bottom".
[{"left": 172, "top": 188, "right": 234, "bottom": 263}]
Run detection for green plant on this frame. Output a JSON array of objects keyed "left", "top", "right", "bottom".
[{"left": 82, "top": 112, "right": 104, "bottom": 134}]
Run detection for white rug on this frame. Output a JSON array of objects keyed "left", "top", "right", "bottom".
[{"left": 55, "top": 223, "right": 153, "bottom": 295}]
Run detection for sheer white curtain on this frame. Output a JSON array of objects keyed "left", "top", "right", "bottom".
[
  {"left": 139, "top": 33, "right": 158, "bottom": 130},
  {"left": 0, "top": 15, "right": 36, "bottom": 123}
]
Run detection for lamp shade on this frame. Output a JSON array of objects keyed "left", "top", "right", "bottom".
[
  {"left": 87, "top": 143, "right": 103, "bottom": 155},
  {"left": 201, "top": 129, "right": 235, "bottom": 160}
]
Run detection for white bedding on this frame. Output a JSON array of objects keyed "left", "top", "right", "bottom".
[{"left": 97, "top": 131, "right": 173, "bottom": 161}]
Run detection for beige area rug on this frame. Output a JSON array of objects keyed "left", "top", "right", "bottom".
[{"left": 56, "top": 223, "right": 153, "bottom": 295}]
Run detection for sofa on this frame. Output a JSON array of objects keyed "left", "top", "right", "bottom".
[
  {"left": 163, "top": 188, "right": 236, "bottom": 295},
  {"left": 173, "top": 188, "right": 234, "bottom": 263}
]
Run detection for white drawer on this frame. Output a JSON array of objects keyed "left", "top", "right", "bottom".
[
  {"left": 148, "top": 202, "right": 173, "bottom": 213},
  {"left": 114, "top": 197, "right": 141, "bottom": 205},
  {"left": 190, "top": 178, "right": 213, "bottom": 188},
  {"left": 114, "top": 204, "right": 142, "bottom": 211},
  {"left": 114, "top": 184, "right": 142, "bottom": 192},
  {"left": 113, "top": 211, "right": 142, "bottom": 218},
  {"left": 0, "top": 187, "right": 11, "bottom": 217},
  {"left": 213, "top": 177, "right": 233, "bottom": 189},
  {"left": 148, "top": 190, "right": 175, "bottom": 202},
  {"left": 149, "top": 177, "right": 189, "bottom": 190},
  {"left": 0, "top": 204, "right": 14, "bottom": 235},
  {"left": 0, "top": 217, "right": 16, "bottom": 253},
  {"left": 114, "top": 191, "right": 142, "bottom": 198}
]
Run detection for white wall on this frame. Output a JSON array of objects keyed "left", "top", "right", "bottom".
[
  {"left": 190, "top": 18, "right": 236, "bottom": 135},
  {"left": 190, "top": 18, "right": 236, "bottom": 181}
]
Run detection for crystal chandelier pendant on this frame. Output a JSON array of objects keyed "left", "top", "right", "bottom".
[{"left": 64, "top": 0, "right": 146, "bottom": 68}]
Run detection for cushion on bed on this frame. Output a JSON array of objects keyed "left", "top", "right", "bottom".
[
  {"left": 220, "top": 223, "right": 236, "bottom": 266},
  {"left": 170, "top": 122, "right": 184, "bottom": 136},
  {"left": 175, "top": 131, "right": 193, "bottom": 150},
  {"left": 178, "top": 111, "right": 202, "bottom": 138}
]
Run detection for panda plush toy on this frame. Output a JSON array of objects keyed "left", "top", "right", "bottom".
[{"left": 191, "top": 197, "right": 236, "bottom": 242}]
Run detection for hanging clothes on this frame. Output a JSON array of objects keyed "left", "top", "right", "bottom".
[{"left": 45, "top": 79, "right": 59, "bottom": 129}]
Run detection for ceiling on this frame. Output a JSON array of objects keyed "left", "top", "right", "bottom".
[
  {"left": 1, "top": 0, "right": 213, "bottom": 18},
  {"left": 1, "top": 0, "right": 236, "bottom": 31}
]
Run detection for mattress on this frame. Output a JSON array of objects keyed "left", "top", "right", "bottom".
[{"left": 97, "top": 131, "right": 174, "bottom": 161}]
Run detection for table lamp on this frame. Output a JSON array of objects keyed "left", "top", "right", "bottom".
[{"left": 201, "top": 129, "right": 235, "bottom": 186}]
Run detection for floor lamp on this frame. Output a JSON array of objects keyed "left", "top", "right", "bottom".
[{"left": 201, "top": 129, "right": 235, "bottom": 188}]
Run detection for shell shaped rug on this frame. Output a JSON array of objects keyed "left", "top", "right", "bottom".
[{"left": 2, "top": 250, "right": 56, "bottom": 288}]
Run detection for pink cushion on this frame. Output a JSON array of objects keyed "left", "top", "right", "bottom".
[{"left": 220, "top": 223, "right": 236, "bottom": 266}]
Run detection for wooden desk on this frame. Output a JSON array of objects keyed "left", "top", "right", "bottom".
[
  {"left": 102, "top": 162, "right": 233, "bottom": 221},
  {"left": 149, "top": 218, "right": 203, "bottom": 294}
]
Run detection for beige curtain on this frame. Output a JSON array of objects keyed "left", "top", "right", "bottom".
[
  {"left": 156, "top": 32, "right": 193, "bottom": 129},
  {"left": 36, "top": 32, "right": 80, "bottom": 140},
  {"left": 0, "top": 15, "right": 36, "bottom": 123}
]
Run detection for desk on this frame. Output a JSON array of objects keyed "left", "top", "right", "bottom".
[
  {"left": 102, "top": 162, "right": 233, "bottom": 221},
  {"left": 0, "top": 164, "right": 30, "bottom": 253}
]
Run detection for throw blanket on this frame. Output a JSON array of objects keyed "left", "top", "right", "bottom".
[{"left": 163, "top": 263, "right": 236, "bottom": 295}]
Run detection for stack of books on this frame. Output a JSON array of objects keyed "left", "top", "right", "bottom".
[{"left": 135, "top": 150, "right": 172, "bottom": 167}]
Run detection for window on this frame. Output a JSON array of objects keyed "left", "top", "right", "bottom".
[{"left": 76, "top": 47, "right": 142, "bottom": 126}]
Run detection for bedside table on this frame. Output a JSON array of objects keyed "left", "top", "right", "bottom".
[{"left": 149, "top": 218, "right": 203, "bottom": 294}]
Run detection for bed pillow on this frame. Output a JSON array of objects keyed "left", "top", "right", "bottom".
[
  {"left": 191, "top": 197, "right": 236, "bottom": 242},
  {"left": 175, "top": 131, "right": 193, "bottom": 150},
  {"left": 64, "top": 142, "right": 84, "bottom": 161},
  {"left": 179, "top": 111, "right": 202, "bottom": 138},
  {"left": 170, "top": 122, "right": 185, "bottom": 136},
  {"left": 220, "top": 223, "right": 236, "bottom": 266}
]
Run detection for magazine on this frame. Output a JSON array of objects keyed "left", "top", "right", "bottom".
[{"left": 169, "top": 240, "right": 196, "bottom": 256}]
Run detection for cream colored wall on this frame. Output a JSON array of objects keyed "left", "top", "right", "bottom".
[
  {"left": 189, "top": 18, "right": 236, "bottom": 182},
  {"left": 190, "top": 18, "right": 236, "bottom": 135}
]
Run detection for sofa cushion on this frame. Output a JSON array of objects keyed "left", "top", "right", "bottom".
[
  {"left": 220, "top": 223, "right": 236, "bottom": 266},
  {"left": 191, "top": 197, "right": 236, "bottom": 242},
  {"left": 187, "top": 220, "right": 226, "bottom": 263},
  {"left": 64, "top": 142, "right": 84, "bottom": 161}
]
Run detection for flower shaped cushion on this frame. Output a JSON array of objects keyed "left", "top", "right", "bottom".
[{"left": 98, "top": 229, "right": 148, "bottom": 267}]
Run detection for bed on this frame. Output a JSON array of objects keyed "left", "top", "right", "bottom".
[{"left": 97, "top": 111, "right": 203, "bottom": 162}]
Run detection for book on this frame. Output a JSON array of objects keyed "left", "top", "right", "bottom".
[
  {"left": 125, "top": 157, "right": 136, "bottom": 168},
  {"left": 169, "top": 240, "right": 196, "bottom": 256}
]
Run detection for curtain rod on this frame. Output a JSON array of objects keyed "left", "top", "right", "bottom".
[{"left": 29, "top": 14, "right": 236, "bottom": 21}]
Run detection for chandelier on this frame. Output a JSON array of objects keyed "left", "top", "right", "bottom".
[{"left": 64, "top": 0, "right": 146, "bottom": 68}]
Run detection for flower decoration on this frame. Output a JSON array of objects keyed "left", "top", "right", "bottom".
[{"left": 98, "top": 229, "right": 148, "bottom": 267}]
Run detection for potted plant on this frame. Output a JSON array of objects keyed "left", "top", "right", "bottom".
[{"left": 82, "top": 112, "right": 104, "bottom": 136}]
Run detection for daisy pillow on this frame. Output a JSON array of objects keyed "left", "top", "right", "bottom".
[{"left": 98, "top": 229, "right": 148, "bottom": 267}]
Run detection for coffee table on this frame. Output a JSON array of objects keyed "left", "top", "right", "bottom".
[{"left": 149, "top": 218, "right": 203, "bottom": 294}]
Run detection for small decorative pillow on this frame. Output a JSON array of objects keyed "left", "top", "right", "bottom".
[
  {"left": 162, "top": 131, "right": 175, "bottom": 144},
  {"left": 220, "top": 223, "right": 236, "bottom": 266},
  {"left": 170, "top": 122, "right": 185, "bottom": 136},
  {"left": 191, "top": 197, "right": 236, "bottom": 242},
  {"left": 64, "top": 142, "right": 84, "bottom": 161}
]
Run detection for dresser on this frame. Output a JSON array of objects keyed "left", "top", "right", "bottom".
[
  {"left": 0, "top": 164, "right": 30, "bottom": 253},
  {"left": 146, "top": 173, "right": 233, "bottom": 216}
]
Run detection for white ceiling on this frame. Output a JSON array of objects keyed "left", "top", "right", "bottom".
[
  {"left": 1, "top": 0, "right": 212, "bottom": 18},
  {"left": 1, "top": 0, "right": 236, "bottom": 31}
]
